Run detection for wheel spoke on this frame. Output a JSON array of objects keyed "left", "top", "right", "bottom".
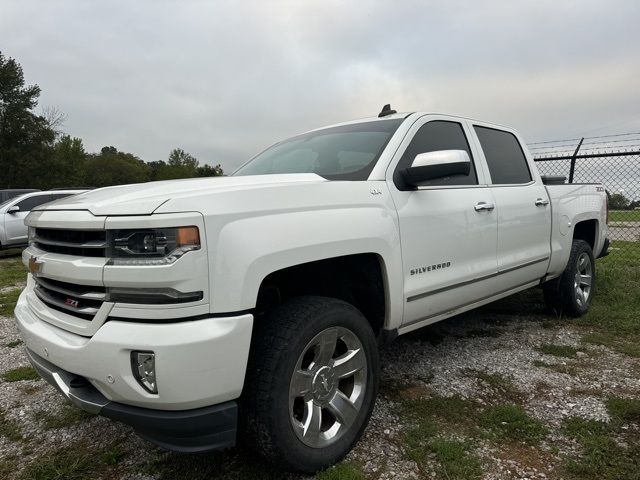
[
  {"left": 333, "top": 348, "right": 364, "bottom": 379},
  {"left": 327, "top": 390, "right": 358, "bottom": 426},
  {"left": 578, "top": 255, "right": 586, "bottom": 270},
  {"left": 290, "top": 369, "right": 314, "bottom": 398},
  {"left": 303, "top": 401, "right": 322, "bottom": 439},
  {"left": 580, "top": 274, "right": 592, "bottom": 287},
  {"left": 313, "top": 327, "right": 338, "bottom": 366}
]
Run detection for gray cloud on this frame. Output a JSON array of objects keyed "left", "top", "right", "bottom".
[{"left": 2, "top": 0, "right": 639, "bottom": 171}]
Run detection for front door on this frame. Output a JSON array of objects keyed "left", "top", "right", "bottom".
[{"left": 388, "top": 117, "right": 498, "bottom": 328}]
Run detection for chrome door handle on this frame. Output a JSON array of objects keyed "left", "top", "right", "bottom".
[
  {"left": 535, "top": 198, "right": 550, "bottom": 206},
  {"left": 474, "top": 202, "right": 495, "bottom": 212}
]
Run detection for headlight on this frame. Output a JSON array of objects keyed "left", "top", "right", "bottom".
[{"left": 106, "top": 226, "right": 200, "bottom": 265}]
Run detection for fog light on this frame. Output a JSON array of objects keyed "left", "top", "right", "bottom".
[{"left": 131, "top": 351, "right": 157, "bottom": 394}]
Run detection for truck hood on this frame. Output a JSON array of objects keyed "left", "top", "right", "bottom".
[{"left": 34, "top": 174, "right": 326, "bottom": 216}]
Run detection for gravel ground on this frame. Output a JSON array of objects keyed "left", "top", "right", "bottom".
[{"left": 1, "top": 286, "right": 639, "bottom": 480}]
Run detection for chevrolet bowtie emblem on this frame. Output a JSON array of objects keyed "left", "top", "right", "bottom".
[{"left": 28, "top": 256, "right": 43, "bottom": 275}]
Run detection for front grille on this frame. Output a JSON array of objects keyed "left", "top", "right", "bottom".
[
  {"left": 34, "top": 228, "right": 106, "bottom": 257},
  {"left": 34, "top": 277, "right": 105, "bottom": 321}
]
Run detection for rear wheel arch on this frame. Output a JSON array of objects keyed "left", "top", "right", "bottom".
[{"left": 573, "top": 219, "right": 598, "bottom": 251}]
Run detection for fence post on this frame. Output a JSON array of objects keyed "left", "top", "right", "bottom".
[{"left": 568, "top": 137, "right": 584, "bottom": 183}]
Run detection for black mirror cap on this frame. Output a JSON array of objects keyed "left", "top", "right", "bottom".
[{"left": 401, "top": 161, "right": 471, "bottom": 188}]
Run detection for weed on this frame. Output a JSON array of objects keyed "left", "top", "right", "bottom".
[
  {"left": 1, "top": 366, "right": 40, "bottom": 382},
  {"left": 0, "top": 408, "right": 22, "bottom": 442},
  {"left": 606, "top": 396, "right": 640, "bottom": 423},
  {"left": 316, "top": 462, "right": 366, "bottom": 480},
  {"left": 430, "top": 438, "right": 482, "bottom": 480},
  {"left": 537, "top": 344, "right": 579, "bottom": 358},
  {"left": 481, "top": 404, "right": 547, "bottom": 443},
  {"left": 34, "top": 405, "right": 92, "bottom": 429},
  {"left": 562, "top": 416, "right": 640, "bottom": 479}
]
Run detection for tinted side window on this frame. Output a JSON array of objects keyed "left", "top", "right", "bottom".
[
  {"left": 15, "top": 195, "right": 51, "bottom": 212},
  {"left": 48, "top": 193, "right": 72, "bottom": 201},
  {"left": 474, "top": 126, "right": 532, "bottom": 184},
  {"left": 394, "top": 121, "right": 477, "bottom": 188}
]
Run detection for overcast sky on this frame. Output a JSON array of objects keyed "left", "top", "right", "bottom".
[{"left": 2, "top": 0, "right": 639, "bottom": 171}]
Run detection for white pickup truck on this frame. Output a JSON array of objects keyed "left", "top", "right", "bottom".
[{"left": 14, "top": 108, "right": 609, "bottom": 472}]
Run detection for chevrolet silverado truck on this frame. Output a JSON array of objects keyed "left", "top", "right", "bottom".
[{"left": 14, "top": 107, "right": 609, "bottom": 472}]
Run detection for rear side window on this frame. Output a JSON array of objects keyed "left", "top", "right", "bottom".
[
  {"left": 474, "top": 126, "right": 532, "bottom": 184},
  {"left": 394, "top": 120, "right": 477, "bottom": 188}
]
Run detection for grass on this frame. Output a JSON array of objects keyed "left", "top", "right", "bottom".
[
  {"left": 19, "top": 447, "right": 100, "bottom": 480},
  {"left": 480, "top": 404, "right": 548, "bottom": 444},
  {"left": 562, "top": 416, "right": 640, "bottom": 479},
  {"left": 608, "top": 210, "right": 640, "bottom": 222},
  {"left": 146, "top": 450, "right": 285, "bottom": 480},
  {"left": 537, "top": 344, "right": 579, "bottom": 358},
  {"left": 399, "top": 394, "right": 483, "bottom": 478},
  {"left": 429, "top": 439, "right": 482, "bottom": 480},
  {"left": 316, "top": 462, "right": 366, "bottom": 480},
  {"left": 34, "top": 405, "right": 92, "bottom": 429},
  {"left": 533, "top": 360, "right": 551, "bottom": 368},
  {"left": 100, "top": 446, "right": 127, "bottom": 466},
  {"left": 1, "top": 365, "right": 40, "bottom": 382},
  {"left": 574, "top": 241, "right": 640, "bottom": 336},
  {"left": 471, "top": 370, "right": 514, "bottom": 391},
  {"left": 5, "top": 339, "right": 23, "bottom": 348},
  {"left": 582, "top": 331, "right": 640, "bottom": 358},
  {"left": 0, "top": 408, "right": 22, "bottom": 442},
  {"left": 18, "top": 441, "right": 129, "bottom": 480},
  {"left": 0, "top": 255, "right": 26, "bottom": 317},
  {"left": 0, "top": 288, "right": 21, "bottom": 317},
  {"left": 606, "top": 396, "right": 640, "bottom": 423},
  {"left": 0, "top": 256, "right": 26, "bottom": 289}
]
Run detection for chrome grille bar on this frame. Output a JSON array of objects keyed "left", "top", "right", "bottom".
[{"left": 35, "top": 277, "right": 106, "bottom": 301}]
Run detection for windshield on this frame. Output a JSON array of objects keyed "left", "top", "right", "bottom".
[{"left": 233, "top": 119, "right": 404, "bottom": 180}]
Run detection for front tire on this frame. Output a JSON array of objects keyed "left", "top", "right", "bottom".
[
  {"left": 543, "top": 239, "right": 595, "bottom": 317},
  {"left": 242, "top": 296, "right": 379, "bottom": 473}
]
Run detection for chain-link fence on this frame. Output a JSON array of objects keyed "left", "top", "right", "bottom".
[{"left": 529, "top": 132, "right": 640, "bottom": 261}]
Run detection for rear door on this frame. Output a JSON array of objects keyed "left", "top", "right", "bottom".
[
  {"left": 471, "top": 125, "right": 551, "bottom": 291},
  {"left": 387, "top": 116, "right": 499, "bottom": 329}
]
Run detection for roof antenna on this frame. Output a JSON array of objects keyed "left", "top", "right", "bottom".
[{"left": 378, "top": 104, "right": 397, "bottom": 117}]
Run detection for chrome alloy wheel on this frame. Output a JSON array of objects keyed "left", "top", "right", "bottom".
[
  {"left": 289, "top": 326, "right": 367, "bottom": 448},
  {"left": 574, "top": 252, "right": 593, "bottom": 307}
]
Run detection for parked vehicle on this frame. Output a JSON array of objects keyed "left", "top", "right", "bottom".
[
  {"left": 0, "top": 190, "right": 88, "bottom": 249},
  {"left": 0, "top": 189, "right": 40, "bottom": 203},
  {"left": 14, "top": 108, "right": 609, "bottom": 472}
]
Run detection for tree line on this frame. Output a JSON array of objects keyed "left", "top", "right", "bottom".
[{"left": 0, "top": 52, "right": 223, "bottom": 190}]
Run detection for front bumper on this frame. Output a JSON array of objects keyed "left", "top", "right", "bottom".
[
  {"left": 26, "top": 349, "right": 237, "bottom": 452},
  {"left": 15, "top": 289, "right": 253, "bottom": 410}
]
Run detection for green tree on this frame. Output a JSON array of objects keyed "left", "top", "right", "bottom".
[
  {"left": 196, "top": 163, "right": 224, "bottom": 177},
  {"left": 84, "top": 146, "right": 150, "bottom": 187},
  {"left": 0, "top": 51, "right": 55, "bottom": 188},
  {"left": 609, "top": 192, "right": 631, "bottom": 210}
]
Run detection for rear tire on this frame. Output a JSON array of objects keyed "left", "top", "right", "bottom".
[
  {"left": 543, "top": 239, "right": 595, "bottom": 317},
  {"left": 241, "top": 296, "right": 379, "bottom": 473}
]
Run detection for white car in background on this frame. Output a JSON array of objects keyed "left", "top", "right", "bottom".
[{"left": 0, "top": 190, "right": 88, "bottom": 249}]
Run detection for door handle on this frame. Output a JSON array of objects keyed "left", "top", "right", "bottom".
[
  {"left": 474, "top": 202, "right": 495, "bottom": 212},
  {"left": 535, "top": 198, "right": 550, "bottom": 206}
]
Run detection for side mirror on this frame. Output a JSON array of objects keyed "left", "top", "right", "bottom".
[
  {"left": 7, "top": 206, "right": 20, "bottom": 214},
  {"left": 401, "top": 150, "right": 471, "bottom": 188}
]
